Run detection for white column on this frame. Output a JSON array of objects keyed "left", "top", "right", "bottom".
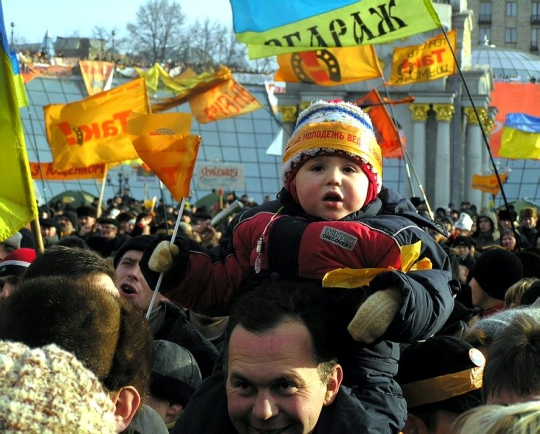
[
  {"left": 464, "top": 107, "right": 486, "bottom": 210},
  {"left": 433, "top": 104, "right": 455, "bottom": 210},
  {"left": 408, "top": 104, "right": 430, "bottom": 198}
]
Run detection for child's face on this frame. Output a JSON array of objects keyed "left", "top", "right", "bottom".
[{"left": 294, "top": 155, "right": 369, "bottom": 220}]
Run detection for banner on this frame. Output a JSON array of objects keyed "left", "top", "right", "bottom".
[
  {"left": 231, "top": 0, "right": 442, "bottom": 59},
  {"left": 388, "top": 29, "right": 456, "bottom": 86},
  {"left": 499, "top": 113, "right": 540, "bottom": 160},
  {"left": 44, "top": 77, "right": 150, "bottom": 170},
  {"left": 128, "top": 113, "right": 201, "bottom": 200},
  {"left": 29, "top": 162, "right": 107, "bottom": 180},
  {"left": 197, "top": 163, "right": 245, "bottom": 190},
  {"left": 79, "top": 60, "right": 115, "bottom": 96},
  {"left": 188, "top": 79, "right": 263, "bottom": 123},
  {"left": 0, "top": 0, "right": 38, "bottom": 240},
  {"left": 472, "top": 173, "right": 508, "bottom": 195},
  {"left": 275, "top": 45, "right": 382, "bottom": 86}
]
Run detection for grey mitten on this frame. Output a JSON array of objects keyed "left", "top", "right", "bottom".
[
  {"left": 148, "top": 241, "right": 180, "bottom": 273},
  {"left": 347, "top": 288, "right": 402, "bottom": 343}
]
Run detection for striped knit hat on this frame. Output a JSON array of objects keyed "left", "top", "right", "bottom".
[
  {"left": 0, "top": 248, "right": 36, "bottom": 277},
  {"left": 282, "top": 100, "right": 382, "bottom": 205}
]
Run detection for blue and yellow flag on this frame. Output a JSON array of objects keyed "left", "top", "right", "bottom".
[
  {"left": 0, "top": 0, "right": 38, "bottom": 241},
  {"left": 230, "top": 0, "right": 442, "bottom": 59},
  {"left": 500, "top": 113, "right": 540, "bottom": 160}
]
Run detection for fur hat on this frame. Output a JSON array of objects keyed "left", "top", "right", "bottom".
[
  {"left": 472, "top": 249, "right": 524, "bottom": 300},
  {"left": 396, "top": 336, "right": 484, "bottom": 410},
  {"left": 281, "top": 100, "right": 382, "bottom": 205},
  {"left": 76, "top": 204, "right": 98, "bottom": 218},
  {"left": 0, "top": 248, "right": 37, "bottom": 277},
  {"left": 57, "top": 210, "right": 79, "bottom": 229},
  {"left": 150, "top": 340, "right": 202, "bottom": 406},
  {"left": 0, "top": 340, "right": 116, "bottom": 432},
  {"left": 498, "top": 209, "right": 515, "bottom": 222},
  {"left": 455, "top": 213, "right": 473, "bottom": 232},
  {"left": 113, "top": 235, "right": 157, "bottom": 268},
  {"left": 0, "top": 231, "right": 22, "bottom": 249},
  {"left": 520, "top": 206, "right": 538, "bottom": 220},
  {"left": 451, "top": 235, "right": 473, "bottom": 249}
]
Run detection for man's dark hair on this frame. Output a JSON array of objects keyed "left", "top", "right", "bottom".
[
  {"left": 482, "top": 312, "right": 540, "bottom": 402},
  {"left": 224, "top": 282, "right": 338, "bottom": 382},
  {"left": 23, "top": 245, "right": 115, "bottom": 281},
  {"left": 0, "top": 276, "right": 153, "bottom": 408}
]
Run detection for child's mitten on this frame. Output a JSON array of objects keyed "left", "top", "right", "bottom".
[
  {"left": 347, "top": 288, "right": 402, "bottom": 343},
  {"left": 148, "top": 241, "right": 180, "bottom": 273}
]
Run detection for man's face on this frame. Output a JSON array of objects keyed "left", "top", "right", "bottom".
[
  {"left": 0, "top": 275, "right": 22, "bottom": 300},
  {"left": 470, "top": 277, "right": 490, "bottom": 310},
  {"left": 100, "top": 224, "right": 118, "bottom": 240},
  {"left": 455, "top": 245, "right": 470, "bottom": 256},
  {"left": 478, "top": 218, "right": 492, "bottom": 233},
  {"left": 226, "top": 320, "right": 340, "bottom": 434},
  {"left": 40, "top": 225, "right": 57, "bottom": 239},
  {"left": 58, "top": 217, "right": 74, "bottom": 232},
  {"left": 0, "top": 243, "right": 15, "bottom": 260},
  {"left": 78, "top": 216, "right": 96, "bottom": 232},
  {"left": 115, "top": 250, "right": 158, "bottom": 311},
  {"left": 521, "top": 216, "right": 537, "bottom": 230}
]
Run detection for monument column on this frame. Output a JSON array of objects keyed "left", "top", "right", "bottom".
[{"left": 432, "top": 104, "right": 455, "bottom": 210}]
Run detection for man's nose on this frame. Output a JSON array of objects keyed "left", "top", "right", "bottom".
[{"left": 252, "top": 393, "right": 278, "bottom": 420}]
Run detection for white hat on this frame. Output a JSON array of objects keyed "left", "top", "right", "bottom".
[
  {"left": 455, "top": 213, "right": 473, "bottom": 232},
  {"left": 0, "top": 231, "right": 22, "bottom": 249}
]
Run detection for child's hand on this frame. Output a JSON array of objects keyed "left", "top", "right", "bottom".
[
  {"left": 148, "top": 241, "right": 180, "bottom": 273},
  {"left": 347, "top": 288, "right": 402, "bottom": 343}
]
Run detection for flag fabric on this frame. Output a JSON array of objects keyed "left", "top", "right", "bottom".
[
  {"left": 29, "top": 162, "right": 107, "bottom": 180},
  {"left": 472, "top": 173, "right": 508, "bottom": 195},
  {"left": 0, "top": 0, "right": 38, "bottom": 241},
  {"left": 388, "top": 29, "right": 457, "bottom": 86},
  {"left": 499, "top": 113, "right": 540, "bottom": 159},
  {"left": 79, "top": 60, "right": 115, "bottom": 96},
  {"left": 275, "top": 45, "right": 382, "bottom": 86},
  {"left": 188, "top": 79, "right": 263, "bottom": 123},
  {"left": 128, "top": 113, "right": 201, "bottom": 200},
  {"left": 355, "top": 89, "right": 405, "bottom": 158},
  {"left": 230, "top": 0, "right": 442, "bottom": 59},
  {"left": 9, "top": 52, "right": 28, "bottom": 107},
  {"left": 44, "top": 77, "right": 150, "bottom": 170}
]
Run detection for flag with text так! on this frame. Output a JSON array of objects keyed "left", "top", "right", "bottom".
[
  {"left": 230, "top": 0, "right": 442, "bottom": 59},
  {"left": 275, "top": 45, "right": 382, "bottom": 86},
  {"left": 499, "top": 113, "right": 540, "bottom": 160},
  {"left": 128, "top": 113, "right": 201, "bottom": 200},
  {"left": 44, "top": 77, "right": 150, "bottom": 170},
  {"left": 388, "top": 29, "right": 456, "bottom": 86},
  {"left": 0, "top": 0, "right": 38, "bottom": 241}
]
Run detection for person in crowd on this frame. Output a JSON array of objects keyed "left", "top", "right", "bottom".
[
  {"left": 0, "top": 231, "right": 22, "bottom": 260},
  {"left": 131, "top": 212, "right": 154, "bottom": 236},
  {"left": 449, "top": 235, "right": 475, "bottom": 258},
  {"left": 500, "top": 228, "right": 518, "bottom": 251},
  {"left": 455, "top": 254, "right": 475, "bottom": 308},
  {"left": 23, "top": 244, "right": 119, "bottom": 295},
  {"left": 453, "top": 212, "right": 474, "bottom": 236},
  {"left": 468, "top": 249, "right": 523, "bottom": 321},
  {"left": 396, "top": 336, "right": 484, "bottom": 434},
  {"left": 497, "top": 208, "right": 517, "bottom": 232},
  {"left": 504, "top": 277, "right": 539, "bottom": 308},
  {"left": 519, "top": 280, "right": 540, "bottom": 306},
  {"left": 147, "top": 340, "right": 202, "bottom": 431},
  {"left": 515, "top": 249, "right": 540, "bottom": 278},
  {"left": 56, "top": 210, "right": 79, "bottom": 238},
  {"left": 114, "top": 236, "right": 220, "bottom": 379},
  {"left": 0, "top": 340, "right": 117, "bottom": 433},
  {"left": 518, "top": 206, "right": 539, "bottom": 248},
  {"left": 0, "top": 276, "right": 154, "bottom": 433},
  {"left": 117, "top": 211, "right": 137, "bottom": 236},
  {"left": 482, "top": 312, "right": 540, "bottom": 405},
  {"left": 0, "top": 247, "right": 36, "bottom": 300},
  {"left": 471, "top": 211, "right": 500, "bottom": 252},
  {"left": 142, "top": 100, "right": 455, "bottom": 433},
  {"left": 172, "top": 284, "right": 370, "bottom": 433},
  {"left": 76, "top": 204, "right": 99, "bottom": 240},
  {"left": 87, "top": 217, "right": 130, "bottom": 259},
  {"left": 39, "top": 217, "right": 61, "bottom": 247}
]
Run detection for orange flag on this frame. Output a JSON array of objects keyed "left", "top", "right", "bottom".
[
  {"left": 188, "top": 79, "right": 263, "bottom": 123},
  {"left": 472, "top": 173, "right": 508, "bottom": 195},
  {"left": 388, "top": 30, "right": 457, "bottom": 86},
  {"left": 44, "top": 77, "right": 150, "bottom": 170},
  {"left": 275, "top": 46, "right": 382, "bottom": 86},
  {"left": 355, "top": 89, "right": 405, "bottom": 159},
  {"left": 29, "top": 162, "right": 107, "bottom": 180},
  {"left": 79, "top": 60, "right": 115, "bottom": 96},
  {"left": 128, "top": 113, "right": 201, "bottom": 200}
]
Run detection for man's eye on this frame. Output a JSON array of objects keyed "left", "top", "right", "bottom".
[
  {"left": 276, "top": 382, "right": 298, "bottom": 395},
  {"left": 343, "top": 166, "right": 357, "bottom": 173},
  {"left": 311, "top": 165, "right": 324, "bottom": 172}
]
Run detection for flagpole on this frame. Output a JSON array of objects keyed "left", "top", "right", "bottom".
[
  {"left": 96, "top": 163, "right": 109, "bottom": 218},
  {"left": 146, "top": 197, "right": 186, "bottom": 319}
]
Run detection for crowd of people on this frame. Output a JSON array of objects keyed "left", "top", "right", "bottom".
[{"left": 1, "top": 99, "right": 540, "bottom": 433}]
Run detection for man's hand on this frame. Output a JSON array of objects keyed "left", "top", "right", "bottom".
[{"left": 148, "top": 241, "right": 180, "bottom": 273}]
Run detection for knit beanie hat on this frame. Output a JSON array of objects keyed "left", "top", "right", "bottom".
[
  {"left": 0, "top": 340, "right": 116, "bottom": 433},
  {"left": 0, "top": 231, "right": 22, "bottom": 249},
  {"left": 113, "top": 235, "right": 157, "bottom": 268},
  {"left": 282, "top": 100, "right": 382, "bottom": 205},
  {"left": 454, "top": 213, "right": 473, "bottom": 232},
  {"left": 0, "top": 248, "right": 37, "bottom": 278},
  {"left": 472, "top": 249, "right": 524, "bottom": 300}
]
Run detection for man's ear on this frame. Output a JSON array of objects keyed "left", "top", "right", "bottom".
[
  {"left": 402, "top": 413, "right": 429, "bottom": 434},
  {"left": 323, "top": 364, "right": 343, "bottom": 406},
  {"left": 111, "top": 386, "right": 141, "bottom": 432},
  {"left": 166, "top": 402, "right": 184, "bottom": 418}
]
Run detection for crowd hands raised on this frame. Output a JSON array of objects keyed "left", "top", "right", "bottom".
[{"left": 1, "top": 100, "right": 540, "bottom": 433}]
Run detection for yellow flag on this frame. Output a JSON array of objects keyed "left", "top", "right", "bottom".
[
  {"left": 472, "top": 173, "right": 508, "bottom": 195},
  {"left": 79, "top": 60, "right": 115, "bottom": 96},
  {"left": 128, "top": 113, "right": 201, "bottom": 200},
  {"left": 275, "top": 46, "right": 382, "bottom": 86},
  {"left": 388, "top": 30, "right": 457, "bottom": 86},
  {"left": 45, "top": 77, "right": 150, "bottom": 171},
  {"left": 0, "top": 2, "right": 38, "bottom": 240},
  {"left": 189, "top": 79, "right": 263, "bottom": 123}
]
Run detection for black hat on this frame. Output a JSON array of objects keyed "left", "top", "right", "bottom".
[
  {"left": 451, "top": 236, "right": 473, "bottom": 249},
  {"left": 396, "top": 336, "right": 484, "bottom": 410},
  {"left": 58, "top": 211, "right": 78, "bottom": 229},
  {"left": 97, "top": 218, "right": 118, "bottom": 228},
  {"left": 498, "top": 209, "right": 515, "bottom": 222},
  {"left": 113, "top": 235, "right": 156, "bottom": 268},
  {"left": 39, "top": 218, "right": 60, "bottom": 232},
  {"left": 76, "top": 205, "right": 97, "bottom": 218},
  {"left": 472, "top": 249, "right": 524, "bottom": 300},
  {"left": 520, "top": 280, "right": 540, "bottom": 306},
  {"left": 150, "top": 340, "right": 202, "bottom": 406},
  {"left": 457, "top": 254, "right": 476, "bottom": 272},
  {"left": 514, "top": 251, "right": 540, "bottom": 278}
]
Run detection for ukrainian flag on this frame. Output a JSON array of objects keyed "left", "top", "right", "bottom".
[
  {"left": 230, "top": 0, "right": 442, "bottom": 59},
  {"left": 500, "top": 113, "right": 540, "bottom": 160},
  {"left": 0, "top": 0, "right": 38, "bottom": 241}
]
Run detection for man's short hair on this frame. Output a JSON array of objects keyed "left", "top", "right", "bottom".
[
  {"left": 0, "top": 276, "right": 153, "bottom": 405},
  {"left": 224, "top": 282, "right": 338, "bottom": 382},
  {"left": 482, "top": 312, "right": 540, "bottom": 402}
]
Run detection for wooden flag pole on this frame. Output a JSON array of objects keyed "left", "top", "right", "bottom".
[{"left": 96, "top": 163, "right": 109, "bottom": 218}]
